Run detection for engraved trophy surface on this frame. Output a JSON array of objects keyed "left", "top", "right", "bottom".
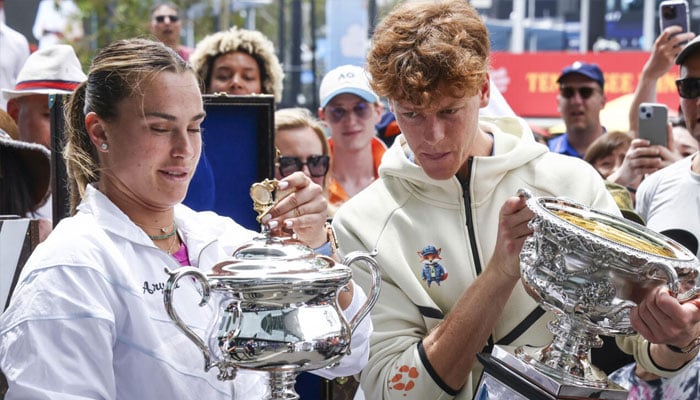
[
  {"left": 477, "top": 189, "right": 700, "bottom": 399},
  {"left": 163, "top": 179, "right": 381, "bottom": 400}
]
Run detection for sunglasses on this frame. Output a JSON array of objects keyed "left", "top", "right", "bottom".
[
  {"left": 325, "top": 102, "right": 372, "bottom": 124},
  {"left": 676, "top": 77, "right": 700, "bottom": 99},
  {"left": 277, "top": 155, "right": 330, "bottom": 178},
  {"left": 154, "top": 15, "right": 179, "bottom": 23},
  {"left": 559, "top": 86, "right": 596, "bottom": 100}
]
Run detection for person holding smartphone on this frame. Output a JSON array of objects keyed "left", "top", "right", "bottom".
[
  {"left": 608, "top": 34, "right": 700, "bottom": 400},
  {"left": 607, "top": 26, "right": 696, "bottom": 197}
]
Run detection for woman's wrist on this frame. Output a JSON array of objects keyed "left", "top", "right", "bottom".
[{"left": 313, "top": 223, "right": 338, "bottom": 257}]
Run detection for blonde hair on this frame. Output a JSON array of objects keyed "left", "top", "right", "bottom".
[
  {"left": 190, "top": 26, "right": 284, "bottom": 102},
  {"left": 64, "top": 38, "right": 192, "bottom": 213},
  {"left": 367, "top": 0, "right": 490, "bottom": 108},
  {"left": 275, "top": 107, "right": 329, "bottom": 157},
  {"left": 274, "top": 107, "right": 331, "bottom": 190}
]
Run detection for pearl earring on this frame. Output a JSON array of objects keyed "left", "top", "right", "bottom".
[{"left": 101, "top": 143, "right": 108, "bottom": 151}]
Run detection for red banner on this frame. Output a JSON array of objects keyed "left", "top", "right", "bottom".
[{"left": 490, "top": 51, "right": 681, "bottom": 118}]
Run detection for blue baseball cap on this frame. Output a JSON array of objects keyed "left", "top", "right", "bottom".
[
  {"left": 557, "top": 61, "right": 605, "bottom": 90},
  {"left": 420, "top": 245, "right": 439, "bottom": 257}
]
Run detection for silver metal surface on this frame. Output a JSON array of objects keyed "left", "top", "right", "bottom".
[
  {"left": 517, "top": 188, "right": 700, "bottom": 389},
  {"left": 163, "top": 232, "right": 381, "bottom": 400},
  {"left": 488, "top": 345, "right": 628, "bottom": 400}
]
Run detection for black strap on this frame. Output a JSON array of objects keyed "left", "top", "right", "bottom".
[{"left": 496, "top": 306, "right": 546, "bottom": 346}]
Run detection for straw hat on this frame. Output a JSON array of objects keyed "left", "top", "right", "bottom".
[
  {"left": 0, "top": 128, "right": 51, "bottom": 206},
  {"left": 2, "top": 44, "right": 86, "bottom": 101}
]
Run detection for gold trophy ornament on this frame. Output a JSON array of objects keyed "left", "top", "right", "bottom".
[{"left": 250, "top": 179, "right": 294, "bottom": 224}]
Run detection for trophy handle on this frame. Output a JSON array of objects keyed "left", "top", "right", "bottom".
[
  {"left": 342, "top": 250, "right": 382, "bottom": 334},
  {"left": 163, "top": 267, "right": 215, "bottom": 372},
  {"left": 645, "top": 261, "right": 680, "bottom": 297}
]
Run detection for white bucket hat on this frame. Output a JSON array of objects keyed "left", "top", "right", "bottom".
[
  {"left": 2, "top": 44, "right": 87, "bottom": 101},
  {"left": 0, "top": 128, "right": 51, "bottom": 206}
]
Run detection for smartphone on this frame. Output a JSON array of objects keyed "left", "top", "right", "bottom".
[
  {"left": 659, "top": 0, "right": 689, "bottom": 44},
  {"left": 638, "top": 103, "right": 668, "bottom": 147}
]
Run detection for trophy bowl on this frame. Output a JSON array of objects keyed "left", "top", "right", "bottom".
[
  {"left": 163, "top": 180, "right": 381, "bottom": 400},
  {"left": 517, "top": 188, "right": 700, "bottom": 389},
  {"left": 164, "top": 234, "right": 380, "bottom": 399}
]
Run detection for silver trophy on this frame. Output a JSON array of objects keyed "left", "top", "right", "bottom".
[
  {"left": 164, "top": 179, "right": 381, "bottom": 400},
  {"left": 477, "top": 189, "right": 700, "bottom": 399}
]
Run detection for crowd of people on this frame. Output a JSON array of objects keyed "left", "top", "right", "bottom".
[{"left": 2, "top": 1, "right": 700, "bottom": 400}]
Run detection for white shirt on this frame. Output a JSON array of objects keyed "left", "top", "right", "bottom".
[
  {"left": 0, "top": 17, "right": 30, "bottom": 110},
  {"left": 32, "top": 0, "right": 83, "bottom": 49},
  {"left": 636, "top": 154, "right": 700, "bottom": 257},
  {"left": 0, "top": 185, "right": 371, "bottom": 399}
]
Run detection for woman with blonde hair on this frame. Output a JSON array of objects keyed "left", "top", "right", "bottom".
[{"left": 274, "top": 107, "right": 340, "bottom": 216}]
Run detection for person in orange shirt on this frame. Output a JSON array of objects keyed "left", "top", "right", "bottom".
[{"left": 318, "top": 65, "right": 386, "bottom": 211}]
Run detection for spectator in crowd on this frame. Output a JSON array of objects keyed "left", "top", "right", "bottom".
[
  {"left": 318, "top": 64, "right": 386, "bottom": 211},
  {"left": 332, "top": 1, "right": 700, "bottom": 399},
  {"left": 184, "top": 26, "right": 284, "bottom": 211},
  {"left": 634, "top": 35, "right": 700, "bottom": 259},
  {"left": 0, "top": 0, "right": 30, "bottom": 111},
  {"left": 584, "top": 131, "right": 644, "bottom": 226},
  {"left": 149, "top": 2, "right": 194, "bottom": 61},
  {"left": 2, "top": 44, "right": 86, "bottom": 221},
  {"left": 603, "top": 29, "right": 690, "bottom": 195},
  {"left": 549, "top": 61, "right": 606, "bottom": 158},
  {"left": 3, "top": 44, "right": 86, "bottom": 149},
  {"left": 0, "top": 111, "right": 52, "bottom": 241},
  {"left": 671, "top": 117, "right": 699, "bottom": 158},
  {"left": 0, "top": 38, "right": 370, "bottom": 399},
  {"left": 608, "top": 32, "right": 700, "bottom": 400},
  {"left": 584, "top": 130, "right": 633, "bottom": 180},
  {"left": 274, "top": 107, "right": 331, "bottom": 201},
  {"left": 627, "top": 26, "right": 695, "bottom": 136},
  {"left": 190, "top": 26, "right": 284, "bottom": 102},
  {"left": 32, "top": 0, "right": 83, "bottom": 49}
]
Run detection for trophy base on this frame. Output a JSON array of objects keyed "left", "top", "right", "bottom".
[{"left": 475, "top": 345, "right": 628, "bottom": 400}]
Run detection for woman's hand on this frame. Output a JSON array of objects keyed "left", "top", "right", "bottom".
[{"left": 262, "top": 172, "right": 328, "bottom": 248}]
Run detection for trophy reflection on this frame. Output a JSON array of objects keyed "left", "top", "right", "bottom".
[
  {"left": 164, "top": 179, "right": 381, "bottom": 399},
  {"left": 476, "top": 189, "right": 700, "bottom": 400}
]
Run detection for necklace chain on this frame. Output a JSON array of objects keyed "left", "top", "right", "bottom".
[
  {"left": 136, "top": 221, "right": 177, "bottom": 240},
  {"left": 166, "top": 234, "right": 180, "bottom": 255}
]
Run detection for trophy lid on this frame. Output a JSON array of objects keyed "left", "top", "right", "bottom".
[{"left": 204, "top": 179, "right": 351, "bottom": 293}]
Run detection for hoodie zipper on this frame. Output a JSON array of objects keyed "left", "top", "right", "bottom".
[
  {"left": 464, "top": 157, "right": 544, "bottom": 350},
  {"left": 463, "top": 157, "right": 483, "bottom": 275}
]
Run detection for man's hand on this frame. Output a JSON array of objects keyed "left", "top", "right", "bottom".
[{"left": 489, "top": 195, "right": 534, "bottom": 280}]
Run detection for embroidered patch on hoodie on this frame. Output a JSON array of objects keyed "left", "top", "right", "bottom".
[
  {"left": 417, "top": 245, "right": 448, "bottom": 288},
  {"left": 389, "top": 364, "right": 419, "bottom": 394}
]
